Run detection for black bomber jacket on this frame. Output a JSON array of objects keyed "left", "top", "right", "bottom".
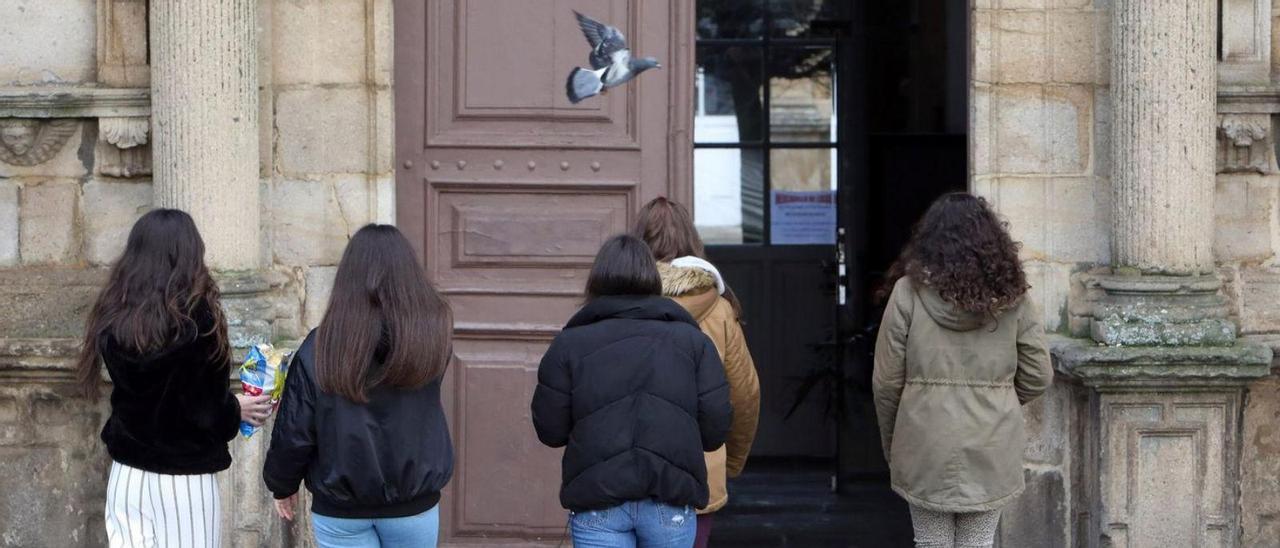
[{"left": 262, "top": 330, "right": 454, "bottom": 519}]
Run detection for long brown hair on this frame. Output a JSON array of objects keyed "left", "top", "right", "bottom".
[
  {"left": 631, "top": 197, "right": 744, "bottom": 318},
  {"left": 880, "top": 192, "right": 1028, "bottom": 317},
  {"left": 315, "top": 224, "right": 453, "bottom": 403},
  {"left": 75, "top": 209, "right": 228, "bottom": 399}
]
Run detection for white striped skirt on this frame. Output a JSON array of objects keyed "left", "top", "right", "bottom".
[{"left": 105, "top": 461, "right": 221, "bottom": 548}]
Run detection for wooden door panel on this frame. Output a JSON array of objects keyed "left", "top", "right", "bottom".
[
  {"left": 429, "top": 179, "right": 637, "bottom": 296},
  {"left": 444, "top": 338, "right": 565, "bottom": 539},
  {"left": 396, "top": 0, "right": 693, "bottom": 543},
  {"left": 427, "top": 0, "right": 639, "bottom": 149}
]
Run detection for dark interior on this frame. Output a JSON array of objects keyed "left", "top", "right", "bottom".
[{"left": 696, "top": 1, "right": 969, "bottom": 545}]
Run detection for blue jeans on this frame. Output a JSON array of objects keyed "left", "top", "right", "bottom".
[
  {"left": 570, "top": 500, "right": 696, "bottom": 548},
  {"left": 311, "top": 505, "right": 439, "bottom": 548}
]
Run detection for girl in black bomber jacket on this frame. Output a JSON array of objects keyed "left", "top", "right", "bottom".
[
  {"left": 263, "top": 224, "right": 454, "bottom": 548},
  {"left": 76, "top": 209, "right": 275, "bottom": 548}
]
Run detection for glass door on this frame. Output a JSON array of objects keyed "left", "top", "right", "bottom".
[{"left": 693, "top": 0, "right": 850, "bottom": 461}]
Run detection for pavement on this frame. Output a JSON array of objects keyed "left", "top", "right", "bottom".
[{"left": 709, "top": 461, "right": 914, "bottom": 547}]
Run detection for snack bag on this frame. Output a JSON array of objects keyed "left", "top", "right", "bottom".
[{"left": 239, "top": 344, "right": 292, "bottom": 438}]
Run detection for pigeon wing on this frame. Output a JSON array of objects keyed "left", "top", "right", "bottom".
[{"left": 573, "top": 11, "right": 628, "bottom": 70}]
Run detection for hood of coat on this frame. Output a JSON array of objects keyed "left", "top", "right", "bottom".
[
  {"left": 914, "top": 284, "right": 990, "bottom": 332},
  {"left": 565, "top": 294, "right": 698, "bottom": 329},
  {"left": 657, "top": 260, "right": 721, "bottom": 322}
]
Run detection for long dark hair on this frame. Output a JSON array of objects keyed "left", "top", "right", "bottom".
[
  {"left": 315, "top": 224, "right": 453, "bottom": 403},
  {"left": 631, "top": 197, "right": 744, "bottom": 318},
  {"left": 585, "top": 234, "right": 663, "bottom": 300},
  {"left": 75, "top": 209, "right": 228, "bottom": 399},
  {"left": 880, "top": 192, "right": 1028, "bottom": 317}
]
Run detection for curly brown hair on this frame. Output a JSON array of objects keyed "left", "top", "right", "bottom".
[{"left": 879, "top": 192, "right": 1028, "bottom": 317}]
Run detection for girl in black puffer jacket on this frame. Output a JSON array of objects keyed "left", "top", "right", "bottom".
[{"left": 532, "top": 234, "right": 733, "bottom": 548}]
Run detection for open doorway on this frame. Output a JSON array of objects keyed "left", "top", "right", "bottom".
[{"left": 692, "top": 1, "right": 969, "bottom": 545}]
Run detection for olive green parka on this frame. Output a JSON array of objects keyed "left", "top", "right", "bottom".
[{"left": 872, "top": 277, "right": 1052, "bottom": 513}]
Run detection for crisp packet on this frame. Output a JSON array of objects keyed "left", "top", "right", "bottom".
[{"left": 239, "top": 344, "right": 292, "bottom": 438}]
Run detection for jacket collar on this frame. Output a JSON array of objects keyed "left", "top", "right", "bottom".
[
  {"left": 565, "top": 295, "right": 699, "bottom": 329},
  {"left": 657, "top": 261, "right": 719, "bottom": 322}
]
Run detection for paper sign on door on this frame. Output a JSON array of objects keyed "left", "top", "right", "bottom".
[{"left": 770, "top": 190, "right": 836, "bottom": 245}]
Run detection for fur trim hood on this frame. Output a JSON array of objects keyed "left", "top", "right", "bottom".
[
  {"left": 657, "top": 262, "right": 719, "bottom": 297},
  {"left": 658, "top": 256, "right": 725, "bottom": 296},
  {"left": 657, "top": 257, "right": 724, "bottom": 322}
]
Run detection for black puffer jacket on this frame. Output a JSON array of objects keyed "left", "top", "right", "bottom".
[
  {"left": 262, "top": 331, "right": 453, "bottom": 518},
  {"left": 532, "top": 295, "right": 733, "bottom": 511}
]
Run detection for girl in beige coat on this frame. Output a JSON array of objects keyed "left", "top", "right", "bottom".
[
  {"left": 873, "top": 193, "right": 1053, "bottom": 548},
  {"left": 633, "top": 197, "right": 761, "bottom": 548}
]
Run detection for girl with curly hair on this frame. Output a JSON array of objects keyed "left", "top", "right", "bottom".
[{"left": 872, "top": 192, "right": 1053, "bottom": 548}]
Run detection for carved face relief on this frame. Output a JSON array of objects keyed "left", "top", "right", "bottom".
[
  {"left": 0, "top": 119, "right": 78, "bottom": 167},
  {"left": 0, "top": 121, "right": 38, "bottom": 156}
]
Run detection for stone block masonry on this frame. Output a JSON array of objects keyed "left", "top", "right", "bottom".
[
  {"left": 0, "top": 182, "right": 17, "bottom": 266},
  {"left": 0, "top": 0, "right": 393, "bottom": 544},
  {"left": 82, "top": 178, "right": 152, "bottom": 266},
  {"left": 19, "top": 181, "right": 80, "bottom": 266},
  {"left": 0, "top": 375, "right": 110, "bottom": 547}
]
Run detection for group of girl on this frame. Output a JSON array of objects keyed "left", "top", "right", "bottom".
[{"left": 79, "top": 192, "right": 1049, "bottom": 548}]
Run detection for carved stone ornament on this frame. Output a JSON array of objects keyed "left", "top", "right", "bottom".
[
  {"left": 99, "top": 116, "right": 149, "bottom": 149},
  {"left": 0, "top": 118, "right": 78, "bottom": 166},
  {"left": 1217, "top": 114, "right": 1277, "bottom": 174}
]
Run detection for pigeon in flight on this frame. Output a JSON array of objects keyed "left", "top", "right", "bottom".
[{"left": 566, "top": 10, "right": 661, "bottom": 104}]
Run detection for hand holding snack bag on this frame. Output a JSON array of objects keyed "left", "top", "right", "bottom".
[{"left": 239, "top": 344, "right": 292, "bottom": 438}]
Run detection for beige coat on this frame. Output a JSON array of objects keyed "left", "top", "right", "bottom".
[
  {"left": 658, "top": 262, "right": 761, "bottom": 514},
  {"left": 872, "top": 277, "right": 1052, "bottom": 513}
]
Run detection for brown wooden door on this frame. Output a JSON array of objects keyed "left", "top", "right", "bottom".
[{"left": 394, "top": 1, "right": 693, "bottom": 543}]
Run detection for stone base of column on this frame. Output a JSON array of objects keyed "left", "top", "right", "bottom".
[
  {"left": 216, "top": 271, "right": 276, "bottom": 349},
  {"left": 211, "top": 270, "right": 299, "bottom": 545},
  {"left": 1090, "top": 275, "right": 1236, "bottom": 347},
  {"left": 1056, "top": 342, "right": 1271, "bottom": 387},
  {"left": 1055, "top": 274, "right": 1271, "bottom": 547}
]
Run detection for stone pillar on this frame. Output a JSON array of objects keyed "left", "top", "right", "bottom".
[
  {"left": 1110, "top": 0, "right": 1217, "bottom": 275},
  {"left": 1054, "top": 1, "right": 1273, "bottom": 546},
  {"left": 149, "top": 0, "right": 259, "bottom": 270},
  {"left": 149, "top": 3, "right": 279, "bottom": 545}
]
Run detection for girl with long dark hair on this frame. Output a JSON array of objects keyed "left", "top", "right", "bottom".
[
  {"left": 631, "top": 197, "right": 759, "bottom": 548},
  {"left": 532, "top": 234, "right": 733, "bottom": 548},
  {"left": 263, "top": 224, "right": 454, "bottom": 547},
  {"left": 872, "top": 193, "right": 1053, "bottom": 548},
  {"left": 77, "top": 209, "right": 275, "bottom": 548}
]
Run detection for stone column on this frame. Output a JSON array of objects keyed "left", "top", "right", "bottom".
[
  {"left": 1110, "top": 0, "right": 1216, "bottom": 275},
  {"left": 149, "top": 3, "right": 278, "bottom": 545},
  {"left": 149, "top": 0, "right": 259, "bottom": 270},
  {"left": 1055, "top": 2, "right": 1273, "bottom": 546}
]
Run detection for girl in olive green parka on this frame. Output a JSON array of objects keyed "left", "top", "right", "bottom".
[{"left": 872, "top": 193, "right": 1053, "bottom": 548}]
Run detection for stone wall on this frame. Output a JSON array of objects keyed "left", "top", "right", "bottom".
[
  {"left": 972, "top": 0, "right": 1110, "bottom": 335},
  {"left": 973, "top": 1, "right": 1280, "bottom": 546},
  {"left": 0, "top": 1, "right": 393, "bottom": 545},
  {"left": 1226, "top": 6, "right": 1280, "bottom": 545},
  {"left": 971, "top": 1, "right": 1108, "bottom": 544}
]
